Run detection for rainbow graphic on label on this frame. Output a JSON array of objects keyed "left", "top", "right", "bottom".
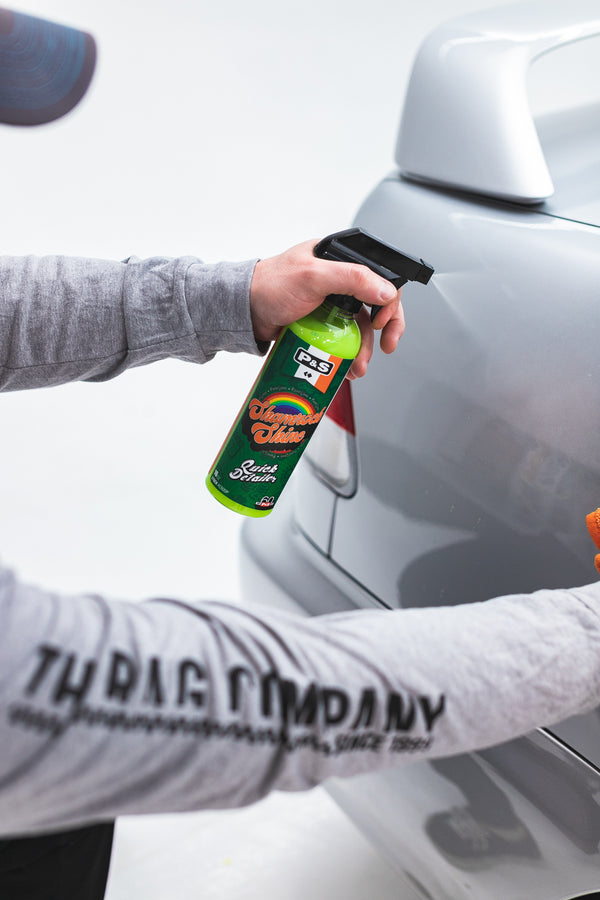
[
  {"left": 242, "top": 391, "right": 325, "bottom": 456},
  {"left": 262, "top": 392, "right": 316, "bottom": 417}
]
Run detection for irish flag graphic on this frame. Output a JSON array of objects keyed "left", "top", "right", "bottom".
[{"left": 293, "top": 344, "right": 342, "bottom": 393}]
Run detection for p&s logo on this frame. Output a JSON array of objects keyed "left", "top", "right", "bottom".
[
  {"left": 293, "top": 348, "right": 334, "bottom": 376},
  {"left": 292, "top": 345, "right": 342, "bottom": 393}
]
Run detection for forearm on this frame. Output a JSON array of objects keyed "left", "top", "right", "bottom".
[
  {"left": 2, "top": 562, "right": 600, "bottom": 835},
  {"left": 0, "top": 254, "right": 259, "bottom": 390}
]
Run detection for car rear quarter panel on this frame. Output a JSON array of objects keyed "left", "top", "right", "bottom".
[
  {"left": 327, "top": 728, "right": 600, "bottom": 900},
  {"left": 332, "top": 175, "right": 600, "bottom": 609}
]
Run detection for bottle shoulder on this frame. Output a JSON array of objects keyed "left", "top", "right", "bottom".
[{"left": 289, "top": 308, "right": 361, "bottom": 359}]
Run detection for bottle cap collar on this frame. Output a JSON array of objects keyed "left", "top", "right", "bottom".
[{"left": 326, "top": 294, "right": 363, "bottom": 314}]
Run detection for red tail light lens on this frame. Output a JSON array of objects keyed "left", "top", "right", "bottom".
[{"left": 325, "top": 379, "right": 355, "bottom": 433}]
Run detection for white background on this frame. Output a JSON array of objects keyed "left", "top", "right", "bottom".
[{"left": 1, "top": 1, "right": 596, "bottom": 897}]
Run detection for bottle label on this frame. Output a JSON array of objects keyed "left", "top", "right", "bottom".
[{"left": 209, "top": 328, "right": 352, "bottom": 512}]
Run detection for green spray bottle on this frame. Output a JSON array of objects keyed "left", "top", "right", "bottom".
[{"left": 206, "top": 228, "right": 434, "bottom": 517}]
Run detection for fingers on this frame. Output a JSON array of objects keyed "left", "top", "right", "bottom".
[
  {"left": 348, "top": 307, "right": 374, "bottom": 380},
  {"left": 371, "top": 292, "right": 405, "bottom": 354},
  {"left": 309, "top": 251, "right": 398, "bottom": 309},
  {"left": 347, "top": 293, "right": 405, "bottom": 379}
]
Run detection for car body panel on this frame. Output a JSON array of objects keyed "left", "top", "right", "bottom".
[
  {"left": 331, "top": 174, "right": 600, "bottom": 610},
  {"left": 328, "top": 729, "right": 600, "bottom": 900},
  {"left": 240, "top": 476, "right": 383, "bottom": 618}
]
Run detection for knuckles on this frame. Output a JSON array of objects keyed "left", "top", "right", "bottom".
[{"left": 347, "top": 264, "right": 373, "bottom": 296}]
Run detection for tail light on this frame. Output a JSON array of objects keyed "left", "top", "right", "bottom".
[{"left": 303, "top": 379, "right": 358, "bottom": 497}]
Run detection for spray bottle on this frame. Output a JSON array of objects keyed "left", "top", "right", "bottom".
[{"left": 206, "top": 228, "right": 434, "bottom": 517}]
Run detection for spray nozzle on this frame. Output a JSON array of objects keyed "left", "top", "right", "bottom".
[{"left": 314, "top": 227, "right": 434, "bottom": 318}]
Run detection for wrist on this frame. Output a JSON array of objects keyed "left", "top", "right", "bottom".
[
  {"left": 250, "top": 309, "right": 278, "bottom": 345},
  {"left": 249, "top": 259, "right": 279, "bottom": 344}
]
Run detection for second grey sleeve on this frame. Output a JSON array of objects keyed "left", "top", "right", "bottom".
[{"left": 2, "top": 564, "right": 600, "bottom": 835}]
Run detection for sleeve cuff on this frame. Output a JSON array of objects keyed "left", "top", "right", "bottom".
[{"left": 184, "top": 258, "right": 267, "bottom": 358}]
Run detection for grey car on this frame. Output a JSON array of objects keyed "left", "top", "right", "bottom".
[{"left": 241, "top": 2, "right": 600, "bottom": 898}]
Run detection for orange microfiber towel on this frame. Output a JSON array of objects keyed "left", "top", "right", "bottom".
[{"left": 586, "top": 509, "right": 600, "bottom": 574}]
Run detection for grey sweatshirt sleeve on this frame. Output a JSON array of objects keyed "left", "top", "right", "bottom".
[
  {"left": 0, "top": 254, "right": 261, "bottom": 390},
  {"left": 2, "top": 567, "right": 600, "bottom": 835}
]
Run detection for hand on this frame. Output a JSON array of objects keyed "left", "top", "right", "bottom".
[{"left": 249, "top": 239, "right": 405, "bottom": 379}]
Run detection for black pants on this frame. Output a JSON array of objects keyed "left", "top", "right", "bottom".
[{"left": 0, "top": 822, "right": 114, "bottom": 899}]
